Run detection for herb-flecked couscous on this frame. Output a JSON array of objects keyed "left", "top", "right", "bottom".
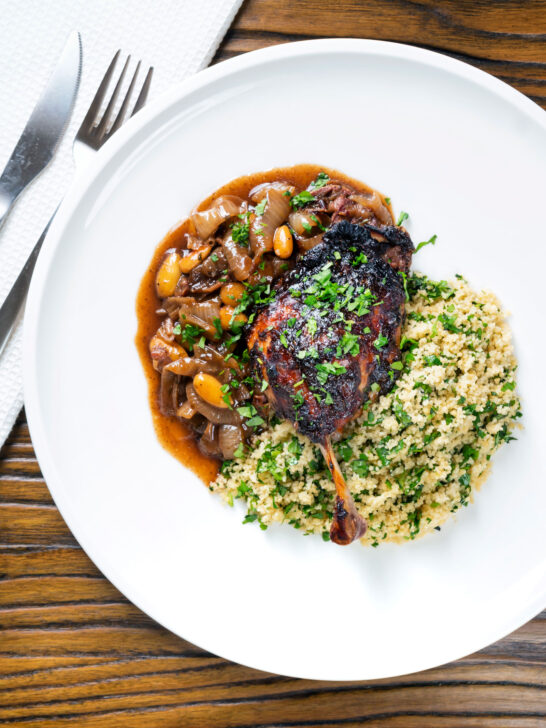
[{"left": 211, "top": 273, "right": 521, "bottom": 546}]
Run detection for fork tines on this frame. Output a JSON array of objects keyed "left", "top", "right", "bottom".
[{"left": 77, "top": 51, "right": 153, "bottom": 148}]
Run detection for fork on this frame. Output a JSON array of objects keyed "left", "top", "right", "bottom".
[{"left": 0, "top": 52, "right": 153, "bottom": 356}]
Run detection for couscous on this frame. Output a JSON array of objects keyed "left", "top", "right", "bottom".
[{"left": 211, "top": 272, "right": 521, "bottom": 545}]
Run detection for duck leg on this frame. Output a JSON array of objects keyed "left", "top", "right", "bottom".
[{"left": 321, "top": 436, "right": 367, "bottom": 545}]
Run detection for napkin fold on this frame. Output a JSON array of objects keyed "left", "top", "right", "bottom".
[{"left": 0, "top": 0, "right": 243, "bottom": 449}]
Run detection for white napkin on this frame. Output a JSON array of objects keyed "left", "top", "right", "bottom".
[{"left": 0, "top": 0, "right": 243, "bottom": 449}]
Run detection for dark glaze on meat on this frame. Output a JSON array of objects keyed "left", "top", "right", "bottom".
[
  {"left": 247, "top": 222, "right": 414, "bottom": 544},
  {"left": 248, "top": 222, "right": 413, "bottom": 441}
]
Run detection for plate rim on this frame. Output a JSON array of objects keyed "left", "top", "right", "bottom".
[{"left": 23, "top": 37, "right": 546, "bottom": 681}]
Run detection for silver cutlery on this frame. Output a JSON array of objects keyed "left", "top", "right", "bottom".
[
  {"left": 0, "top": 32, "right": 82, "bottom": 230},
  {"left": 0, "top": 51, "right": 153, "bottom": 356}
]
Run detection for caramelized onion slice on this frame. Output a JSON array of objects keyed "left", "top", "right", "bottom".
[
  {"left": 186, "top": 383, "right": 241, "bottom": 425},
  {"left": 177, "top": 299, "right": 221, "bottom": 337},
  {"left": 248, "top": 180, "right": 294, "bottom": 203},
  {"left": 350, "top": 192, "right": 391, "bottom": 224},
  {"left": 202, "top": 248, "right": 227, "bottom": 277},
  {"left": 250, "top": 188, "right": 291, "bottom": 258},
  {"left": 177, "top": 400, "right": 197, "bottom": 419},
  {"left": 221, "top": 234, "right": 253, "bottom": 281},
  {"left": 159, "top": 369, "right": 176, "bottom": 415},
  {"left": 165, "top": 357, "right": 220, "bottom": 377},
  {"left": 191, "top": 195, "right": 244, "bottom": 240},
  {"left": 199, "top": 422, "right": 221, "bottom": 458},
  {"left": 193, "top": 344, "right": 243, "bottom": 374},
  {"left": 218, "top": 424, "right": 243, "bottom": 460},
  {"left": 288, "top": 210, "right": 327, "bottom": 240},
  {"left": 149, "top": 334, "right": 187, "bottom": 371}
]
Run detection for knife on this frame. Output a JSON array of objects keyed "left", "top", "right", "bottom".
[{"left": 0, "top": 31, "right": 82, "bottom": 230}]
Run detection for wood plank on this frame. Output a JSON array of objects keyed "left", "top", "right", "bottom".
[
  {"left": 0, "top": 503, "right": 77, "bottom": 545},
  {"left": 229, "top": 0, "right": 546, "bottom": 63},
  {"left": 0, "top": 683, "right": 545, "bottom": 725},
  {"left": 0, "top": 546, "right": 102, "bottom": 577}
]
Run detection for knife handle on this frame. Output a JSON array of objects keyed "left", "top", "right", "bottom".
[
  {"left": 0, "top": 213, "right": 55, "bottom": 357},
  {"left": 0, "top": 159, "right": 31, "bottom": 230}
]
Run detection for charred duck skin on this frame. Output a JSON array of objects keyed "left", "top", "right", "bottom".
[{"left": 247, "top": 221, "right": 414, "bottom": 544}]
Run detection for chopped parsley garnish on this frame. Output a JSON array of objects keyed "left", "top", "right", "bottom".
[
  {"left": 254, "top": 198, "right": 267, "bottom": 215},
  {"left": 415, "top": 234, "right": 437, "bottom": 254},
  {"left": 315, "top": 362, "right": 347, "bottom": 384},
  {"left": 310, "top": 214, "right": 327, "bottom": 231},
  {"left": 236, "top": 481, "right": 251, "bottom": 497},
  {"left": 237, "top": 403, "right": 265, "bottom": 428},
  {"left": 438, "top": 313, "right": 461, "bottom": 334},
  {"left": 290, "top": 190, "right": 315, "bottom": 209},
  {"left": 181, "top": 324, "right": 202, "bottom": 349},
  {"left": 292, "top": 391, "right": 305, "bottom": 409},
  {"left": 336, "top": 439, "right": 354, "bottom": 462},
  {"left": 392, "top": 398, "right": 412, "bottom": 427},
  {"left": 212, "top": 317, "right": 223, "bottom": 338},
  {"left": 287, "top": 436, "right": 303, "bottom": 458},
  {"left": 373, "top": 333, "right": 388, "bottom": 349},
  {"left": 233, "top": 443, "right": 245, "bottom": 458},
  {"left": 423, "top": 430, "right": 441, "bottom": 445},
  {"left": 309, "top": 171, "right": 329, "bottom": 190},
  {"left": 231, "top": 220, "right": 249, "bottom": 245},
  {"left": 337, "top": 332, "right": 359, "bottom": 357},
  {"left": 396, "top": 210, "right": 409, "bottom": 226},
  {"left": 407, "top": 274, "right": 454, "bottom": 302},
  {"left": 307, "top": 319, "right": 318, "bottom": 337},
  {"left": 352, "top": 453, "right": 369, "bottom": 477},
  {"left": 312, "top": 262, "right": 333, "bottom": 286},
  {"left": 375, "top": 446, "right": 389, "bottom": 466},
  {"left": 399, "top": 271, "right": 409, "bottom": 302},
  {"left": 353, "top": 251, "right": 368, "bottom": 266},
  {"left": 424, "top": 354, "right": 442, "bottom": 366}
]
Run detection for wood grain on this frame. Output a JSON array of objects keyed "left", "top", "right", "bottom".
[{"left": 2, "top": 1, "right": 546, "bottom": 724}]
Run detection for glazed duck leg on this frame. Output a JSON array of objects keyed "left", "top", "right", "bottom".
[{"left": 247, "top": 221, "right": 414, "bottom": 545}]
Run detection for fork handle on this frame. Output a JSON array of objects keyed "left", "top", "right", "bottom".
[{"left": 0, "top": 212, "right": 56, "bottom": 357}]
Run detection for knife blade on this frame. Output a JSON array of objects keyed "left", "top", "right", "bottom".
[{"left": 0, "top": 31, "right": 82, "bottom": 229}]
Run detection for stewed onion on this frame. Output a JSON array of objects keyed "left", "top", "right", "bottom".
[
  {"left": 191, "top": 195, "right": 244, "bottom": 240},
  {"left": 250, "top": 187, "right": 291, "bottom": 258},
  {"left": 186, "top": 383, "right": 241, "bottom": 425},
  {"left": 218, "top": 424, "right": 243, "bottom": 460},
  {"left": 221, "top": 234, "right": 253, "bottom": 281}
]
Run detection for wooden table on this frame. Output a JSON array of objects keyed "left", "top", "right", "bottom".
[{"left": 1, "top": 1, "right": 545, "bottom": 724}]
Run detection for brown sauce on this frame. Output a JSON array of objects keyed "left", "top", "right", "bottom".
[{"left": 135, "top": 164, "right": 393, "bottom": 484}]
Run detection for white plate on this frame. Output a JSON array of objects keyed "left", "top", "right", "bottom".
[{"left": 24, "top": 39, "right": 546, "bottom": 681}]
